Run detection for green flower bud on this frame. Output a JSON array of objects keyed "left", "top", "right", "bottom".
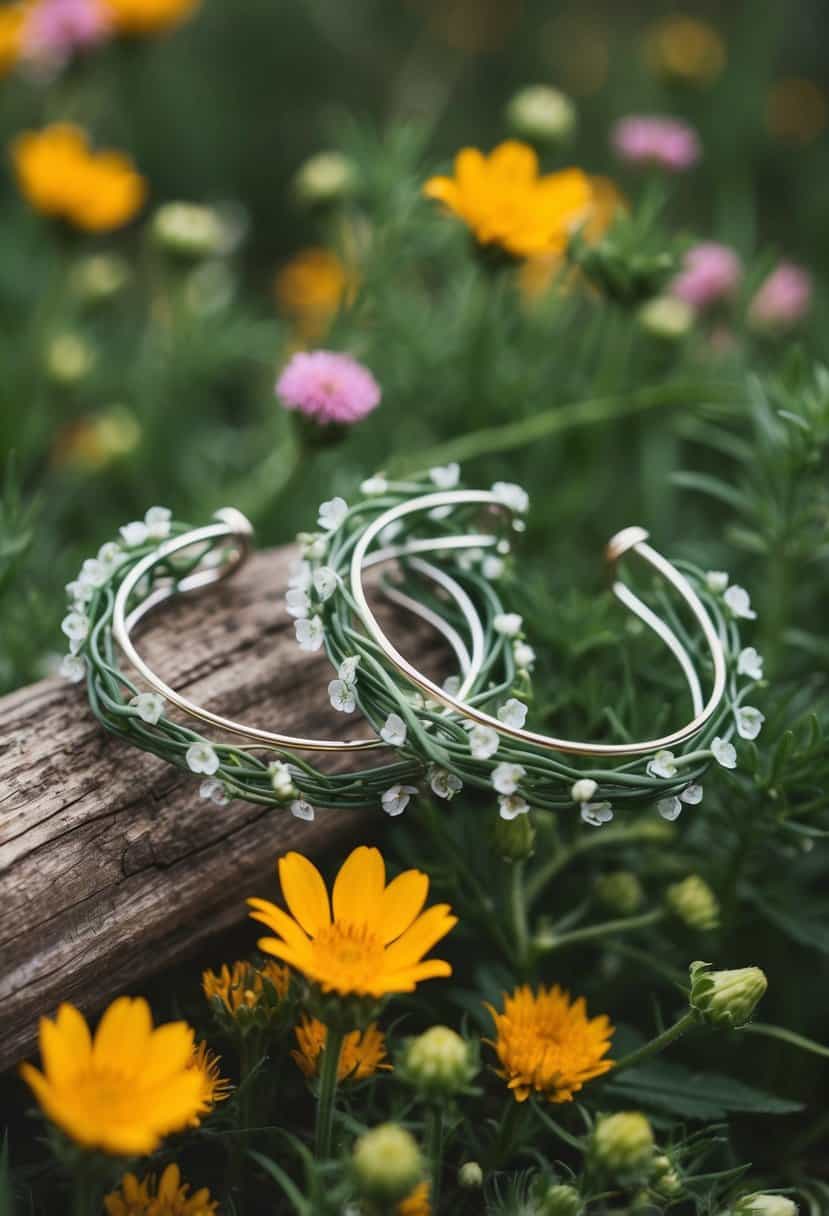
[
  {"left": 666, "top": 875, "right": 720, "bottom": 930},
  {"left": 70, "top": 253, "right": 131, "bottom": 303},
  {"left": 151, "top": 202, "right": 228, "bottom": 259},
  {"left": 492, "top": 811, "right": 536, "bottom": 861},
  {"left": 506, "top": 85, "right": 577, "bottom": 144},
  {"left": 352, "top": 1124, "right": 424, "bottom": 1203},
  {"left": 652, "top": 1154, "right": 682, "bottom": 1197},
  {"left": 638, "top": 295, "right": 694, "bottom": 340},
  {"left": 689, "top": 961, "right": 768, "bottom": 1028},
  {"left": 591, "top": 1111, "right": 655, "bottom": 1179},
  {"left": 400, "top": 1025, "right": 477, "bottom": 1097},
  {"left": 458, "top": 1161, "right": 484, "bottom": 1189},
  {"left": 45, "top": 333, "right": 96, "bottom": 386},
  {"left": 539, "top": 1183, "right": 584, "bottom": 1216},
  {"left": 595, "top": 871, "right": 645, "bottom": 915},
  {"left": 293, "top": 150, "right": 357, "bottom": 207},
  {"left": 733, "top": 1195, "right": 798, "bottom": 1216}
]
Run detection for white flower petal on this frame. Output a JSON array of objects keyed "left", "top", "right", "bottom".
[
  {"left": 381, "top": 783, "right": 418, "bottom": 816},
  {"left": 313, "top": 566, "right": 338, "bottom": 601},
  {"left": 736, "top": 706, "right": 765, "bottom": 741},
  {"left": 429, "top": 462, "right": 460, "bottom": 490},
  {"left": 59, "top": 653, "right": 86, "bottom": 683},
  {"left": 491, "top": 481, "right": 529, "bottom": 514},
  {"left": 493, "top": 613, "right": 523, "bottom": 637},
  {"left": 328, "top": 679, "right": 356, "bottom": 714},
  {"left": 647, "top": 750, "right": 678, "bottom": 779},
  {"left": 295, "top": 615, "right": 324, "bottom": 651},
  {"left": 380, "top": 712, "right": 407, "bottom": 746},
  {"left": 497, "top": 697, "right": 528, "bottom": 729},
  {"left": 144, "top": 506, "right": 172, "bottom": 539},
  {"left": 680, "top": 783, "right": 703, "bottom": 805},
  {"left": 492, "top": 762, "right": 526, "bottom": 795},
  {"left": 285, "top": 587, "right": 311, "bottom": 619},
  {"left": 288, "top": 559, "right": 312, "bottom": 590},
  {"left": 513, "top": 641, "right": 536, "bottom": 670},
  {"left": 120, "top": 521, "right": 149, "bottom": 547},
  {"left": 130, "top": 692, "right": 165, "bottom": 724},
  {"left": 317, "top": 496, "right": 348, "bottom": 532},
  {"left": 724, "top": 584, "right": 757, "bottom": 620},
  {"left": 498, "top": 794, "right": 529, "bottom": 820},
  {"left": 711, "top": 736, "right": 737, "bottom": 769},
  {"left": 361, "top": 475, "right": 388, "bottom": 496},
  {"left": 469, "top": 724, "right": 499, "bottom": 760},
  {"left": 186, "top": 741, "right": 220, "bottom": 775},
  {"left": 580, "top": 802, "right": 614, "bottom": 827},
  {"left": 290, "top": 798, "right": 315, "bottom": 821},
  {"left": 737, "top": 647, "right": 764, "bottom": 681},
  {"left": 705, "top": 570, "right": 729, "bottom": 593},
  {"left": 429, "top": 767, "right": 462, "bottom": 800},
  {"left": 571, "top": 778, "right": 598, "bottom": 803},
  {"left": 657, "top": 796, "right": 683, "bottom": 822},
  {"left": 338, "top": 656, "right": 360, "bottom": 683}
]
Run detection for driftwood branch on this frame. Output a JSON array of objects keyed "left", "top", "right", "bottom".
[{"left": 0, "top": 545, "right": 439, "bottom": 1073}]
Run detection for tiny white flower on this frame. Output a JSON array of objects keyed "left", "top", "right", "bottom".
[
  {"left": 361, "top": 475, "right": 388, "bottom": 496},
  {"left": 338, "top": 656, "right": 360, "bottom": 683},
  {"left": 499, "top": 794, "right": 529, "bottom": 820},
  {"left": 581, "top": 802, "right": 614, "bottom": 827},
  {"left": 491, "top": 481, "right": 529, "bottom": 514},
  {"left": 295, "top": 615, "right": 324, "bottom": 651},
  {"left": 382, "top": 783, "right": 418, "bottom": 816},
  {"left": 456, "top": 547, "right": 482, "bottom": 572},
  {"left": 513, "top": 641, "right": 536, "bottom": 670},
  {"left": 711, "top": 736, "right": 737, "bottom": 769},
  {"left": 199, "top": 778, "right": 229, "bottom": 806},
  {"left": 79, "top": 557, "right": 107, "bottom": 588},
  {"left": 571, "top": 778, "right": 598, "bottom": 803},
  {"left": 648, "top": 750, "right": 678, "bottom": 779},
  {"left": 97, "top": 541, "right": 123, "bottom": 572},
  {"left": 493, "top": 612, "right": 523, "bottom": 637},
  {"left": 186, "top": 741, "right": 220, "bottom": 775},
  {"left": 482, "top": 554, "right": 504, "bottom": 580},
  {"left": 680, "top": 783, "right": 703, "bottom": 805},
  {"left": 498, "top": 698, "right": 528, "bottom": 730},
  {"left": 657, "top": 796, "right": 683, "bottom": 822},
  {"left": 288, "top": 559, "right": 312, "bottom": 590},
  {"left": 61, "top": 611, "right": 89, "bottom": 644},
  {"left": 313, "top": 566, "right": 338, "bottom": 601},
  {"left": 120, "top": 520, "right": 149, "bottom": 547},
  {"left": 428, "top": 504, "right": 453, "bottom": 522},
  {"left": 442, "top": 675, "right": 461, "bottom": 696},
  {"left": 268, "top": 761, "right": 295, "bottom": 797},
  {"left": 406, "top": 691, "right": 426, "bottom": 710},
  {"left": 469, "top": 724, "right": 499, "bottom": 759},
  {"left": 328, "top": 678, "right": 357, "bottom": 714},
  {"left": 59, "top": 653, "right": 86, "bottom": 683},
  {"left": 378, "top": 520, "right": 404, "bottom": 545},
  {"left": 130, "top": 692, "right": 165, "bottom": 724},
  {"left": 724, "top": 584, "right": 757, "bottom": 620},
  {"left": 706, "top": 570, "right": 729, "bottom": 593},
  {"left": 144, "top": 506, "right": 172, "bottom": 539},
  {"left": 737, "top": 647, "right": 764, "bottom": 681},
  {"left": 298, "top": 532, "right": 328, "bottom": 560},
  {"left": 380, "top": 712, "right": 407, "bottom": 746},
  {"left": 66, "top": 578, "right": 94, "bottom": 605},
  {"left": 496, "top": 539, "right": 511, "bottom": 555},
  {"left": 492, "top": 762, "right": 526, "bottom": 795},
  {"left": 429, "top": 462, "right": 460, "bottom": 490},
  {"left": 285, "top": 587, "right": 311, "bottom": 619},
  {"left": 736, "top": 706, "right": 765, "bottom": 741},
  {"left": 290, "top": 798, "right": 315, "bottom": 821},
  {"left": 429, "top": 767, "right": 462, "bottom": 800},
  {"left": 318, "top": 496, "right": 348, "bottom": 532}
]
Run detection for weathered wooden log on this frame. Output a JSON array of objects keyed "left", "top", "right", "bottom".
[{"left": 0, "top": 545, "right": 439, "bottom": 1074}]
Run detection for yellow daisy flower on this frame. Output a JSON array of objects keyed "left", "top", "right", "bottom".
[
  {"left": 19, "top": 997, "right": 205, "bottom": 1155},
  {"left": 188, "top": 1041, "right": 233, "bottom": 1125},
  {"left": 104, "top": 1162, "right": 218, "bottom": 1216},
  {"left": 202, "top": 958, "right": 291, "bottom": 1015},
  {"left": 100, "top": 0, "right": 199, "bottom": 35},
  {"left": 248, "top": 846, "right": 457, "bottom": 998},
  {"left": 398, "top": 1180, "right": 431, "bottom": 1216},
  {"left": 423, "top": 140, "right": 593, "bottom": 259},
  {"left": 292, "top": 1013, "right": 390, "bottom": 1082},
  {"left": 486, "top": 984, "right": 613, "bottom": 1104},
  {"left": 275, "top": 246, "right": 356, "bottom": 340}
]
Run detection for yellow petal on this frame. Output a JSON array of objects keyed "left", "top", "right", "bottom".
[
  {"left": 422, "top": 176, "right": 459, "bottom": 207},
  {"left": 255, "top": 936, "right": 312, "bottom": 972},
  {"left": 489, "top": 140, "right": 539, "bottom": 184},
  {"left": 378, "top": 869, "right": 428, "bottom": 943},
  {"left": 141, "top": 1022, "right": 195, "bottom": 1086},
  {"left": 40, "top": 1004, "right": 92, "bottom": 1086},
  {"left": 382, "top": 959, "right": 452, "bottom": 990},
  {"left": 332, "top": 845, "right": 385, "bottom": 927},
  {"left": 157, "top": 1163, "right": 181, "bottom": 1200},
  {"left": 382, "top": 905, "right": 457, "bottom": 971},
  {"left": 278, "top": 852, "right": 331, "bottom": 936},
  {"left": 454, "top": 147, "right": 487, "bottom": 193},
  {"left": 247, "top": 897, "right": 311, "bottom": 952},
  {"left": 92, "top": 997, "right": 152, "bottom": 1074}
]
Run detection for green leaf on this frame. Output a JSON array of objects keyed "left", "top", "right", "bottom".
[
  {"left": 742, "top": 887, "right": 829, "bottom": 953},
  {"left": 604, "top": 1058, "right": 803, "bottom": 1120}
]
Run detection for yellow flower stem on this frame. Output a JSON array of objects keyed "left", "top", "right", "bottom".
[
  {"left": 426, "top": 1104, "right": 444, "bottom": 1210},
  {"left": 315, "top": 1026, "right": 344, "bottom": 1159},
  {"left": 611, "top": 1010, "right": 700, "bottom": 1076},
  {"left": 510, "top": 860, "right": 531, "bottom": 970},
  {"left": 538, "top": 908, "right": 666, "bottom": 953}
]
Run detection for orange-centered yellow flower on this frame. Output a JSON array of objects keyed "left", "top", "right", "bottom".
[
  {"left": 423, "top": 140, "right": 593, "bottom": 259},
  {"left": 19, "top": 997, "right": 205, "bottom": 1155},
  {"left": 10, "top": 123, "right": 147, "bottom": 232},
  {"left": 104, "top": 1163, "right": 218, "bottom": 1216},
  {"left": 100, "top": 0, "right": 199, "bottom": 35},
  {"left": 398, "top": 1181, "right": 431, "bottom": 1216},
  {"left": 188, "top": 1041, "right": 232, "bottom": 1125},
  {"left": 248, "top": 846, "right": 457, "bottom": 998},
  {"left": 292, "top": 1013, "right": 390, "bottom": 1082},
  {"left": 275, "top": 246, "right": 355, "bottom": 339},
  {"left": 486, "top": 985, "right": 613, "bottom": 1104}
]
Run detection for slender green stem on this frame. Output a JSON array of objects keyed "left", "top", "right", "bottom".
[
  {"left": 740, "top": 1022, "right": 829, "bottom": 1059},
  {"left": 315, "top": 1027, "right": 344, "bottom": 1159},
  {"left": 486, "top": 1096, "right": 525, "bottom": 1169},
  {"left": 510, "top": 860, "right": 530, "bottom": 969},
  {"left": 611, "top": 1010, "right": 699, "bottom": 1075},
  {"left": 71, "top": 1162, "right": 96, "bottom": 1216},
  {"left": 527, "top": 823, "right": 667, "bottom": 906},
  {"left": 540, "top": 908, "right": 665, "bottom": 953},
  {"left": 426, "top": 1105, "right": 444, "bottom": 1210}
]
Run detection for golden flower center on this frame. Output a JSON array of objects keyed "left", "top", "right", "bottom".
[{"left": 311, "top": 922, "right": 385, "bottom": 992}]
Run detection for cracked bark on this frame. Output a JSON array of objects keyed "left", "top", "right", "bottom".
[{"left": 0, "top": 545, "right": 441, "bottom": 1072}]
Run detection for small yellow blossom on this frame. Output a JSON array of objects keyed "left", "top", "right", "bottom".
[
  {"left": 104, "top": 1163, "right": 218, "bottom": 1216},
  {"left": 202, "top": 958, "right": 291, "bottom": 1015},
  {"left": 10, "top": 123, "right": 146, "bottom": 232},
  {"left": 486, "top": 984, "right": 613, "bottom": 1104},
  {"left": 19, "top": 997, "right": 204, "bottom": 1155},
  {"left": 644, "top": 15, "right": 726, "bottom": 85},
  {"left": 188, "top": 1040, "right": 232, "bottom": 1124},
  {"left": 248, "top": 845, "right": 457, "bottom": 998},
  {"left": 398, "top": 1181, "right": 431, "bottom": 1216},
  {"left": 275, "top": 247, "right": 355, "bottom": 339},
  {"left": 519, "top": 174, "right": 626, "bottom": 300},
  {"left": 51, "top": 410, "right": 141, "bottom": 472},
  {"left": 292, "top": 1013, "right": 390, "bottom": 1082},
  {"left": 0, "top": 3, "right": 25, "bottom": 75},
  {"left": 100, "top": 0, "right": 199, "bottom": 35},
  {"left": 423, "top": 140, "right": 593, "bottom": 259}
]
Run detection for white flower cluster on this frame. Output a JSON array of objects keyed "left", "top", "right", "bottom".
[
  {"left": 570, "top": 778, "right": 614, "bottom": 827},
  {"left": 287, "top": 526, "right": 344, "bottom": 653},
  {"left": 705, "top": 569, "right": 757, "bottom": 621}
]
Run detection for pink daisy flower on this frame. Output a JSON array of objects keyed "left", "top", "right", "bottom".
[
  {"left": 671, "top": 242, "right": 742, "bottom": 310},
  {"left": 749, "top": 262, "right": 812, "bottom": 331},
  {"left": 611, "top": 115, "right": 701, "bottom": 172},
  {"left": 23, "top": 0, "right": 111, "bottom": 65},
  {"left": 276, "top": 350, "right": 381, "bottom": 426}
]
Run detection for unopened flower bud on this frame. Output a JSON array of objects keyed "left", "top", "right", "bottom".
[
  {"left": 689, "top": 961, "right": 768, "bottom": 1028},
  {"left": 293, "top": 150, "right": 357, "bottom": 206},
  {"left": 733, "top": 1195, "right": 798, "bottom": 1216},
  {"left": 571, "top": 778, "right": 598, "bottom": 803},
  {"left": 458, "top": 1161, "right": 484, "bottom": 1189},
  {"left": 401, "top": 1025, "right": 477, "bottom": 1097},
  {"left": 506, "top": 85, "right": 577, "bottom": 144},
  {"left": 70, "top": 253, "right": 131, "bottom": 302},
  {"left": 638, "top": 295, "right": 694, "bottom": 340},
  {"left": 595, "top": 871, "right": 645, "bottom": 915},
  {"left": 151, "top": 202, "right": 227, "bottom": 259},
  {"left": 591, "top": 1111, "right": 655, "bottom": 1178},
  {"left": 46, "top": 333, "right": 96, "bottom": 385},
  {"left": 352, "top": 1123, "right": 423, "bottom": 1203},
  {"left": 652, "top": 1154, "right": 682, "bottom": 1197},
  {"left": 666, "top": 875, "right": 719, "bottom": 930},
  {"left": 491, "top": 810, "right": 536, "bottom": 861},
  {"left": 540, "top": 1183, "right": 584, "bottom": 1216}
]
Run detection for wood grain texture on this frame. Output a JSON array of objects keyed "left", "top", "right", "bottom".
[{"left": 0, "top": 545, "right": 439, "bottom": 1073}]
